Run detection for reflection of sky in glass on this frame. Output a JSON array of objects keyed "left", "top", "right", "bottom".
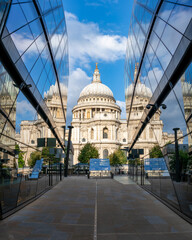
[
  {"left": 1, "top": 0, "right": 68, "bottom": 133},
  {"left": 125, "top": 0, "right": 191, "bottom": 147},
  {"left": 125, "top": 0, "right": 192, "bottom": 92},
  {"left": 185, "top": 64, "right": 192, "bottom": 84},
  {"left": 15, "top": 92, "right": 37, "bottom": 132},
  {"left": 160, "top": 81, "right": 187, "bottom": 135}
]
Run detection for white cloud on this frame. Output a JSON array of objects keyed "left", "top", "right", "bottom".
[
  {"left": 66, "top": 68, "right": 92, "bottom": 124},
  {"left": 11, "top": 32, "right": 66, "bottom": 61},
  {"left": 65, "top": 11, "right": 127, "bottom": 69},
  {"left": 145, "top": 67, "right": 163, "bottom": 93},
  {"left": 16, "top": 100, "right": 36, "bottom": 115},
  {"left": 11, "top": 33, "right": 39, "bottom": 56},
  {"left": 116, "top": 100, "right": 126, "bottom": 119}
]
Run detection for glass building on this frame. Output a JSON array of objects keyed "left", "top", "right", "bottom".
[
  {"left": 0, "top": 0, "right": 68, "bottom": 218},
  {"left": 125, "top": 0, "right": 192, "bottom": 220}
]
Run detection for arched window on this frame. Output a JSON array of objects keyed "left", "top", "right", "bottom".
[
  {"left": 103, "top": 127, "right": 108, "bottom": 139},
  {"left": 91, "top": 128, "right": 94, "bottom": 139},
  {"left": 103, "top": 149, "right": 108, "bottom": 158},
  {"left": 87, "top": 110, "right": 90, "bottom": 119}
]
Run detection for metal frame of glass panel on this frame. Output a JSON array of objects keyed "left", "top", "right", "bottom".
[
  {"left": 126, "top": 0, "right": 192, "bottom": 152},
  {"left": 0, "top": 0, "right": 68, "bottom": 152}
]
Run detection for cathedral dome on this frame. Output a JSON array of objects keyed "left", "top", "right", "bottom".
[
  {"left": 79, "top": 82, "right": 114, "bottom": 98},
  {"left": 79, "top": 63, "right": 114, "bottom": 100},
  {"left": 126, "top": 81, "right": 152, "bottom": 98},
  {"left": 44, "top": 83, "right": 67, "bottom": 99},
  {"left": 181, "top": 80, "right": 192, "bottom": 97}
]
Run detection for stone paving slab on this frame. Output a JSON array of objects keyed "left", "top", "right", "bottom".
[{"left": 0, "top": 176, "right": 192, "bottom": 240}]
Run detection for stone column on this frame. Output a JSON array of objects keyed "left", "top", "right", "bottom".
[
  {"left": 98, "top": 125, "right": 101, "bottom": 140},
  {"left": 77, "top": 127, "right": 80, "bottom": 143},
  {"left": 111, "top": 125, "right": 113, "bottom": 140}
]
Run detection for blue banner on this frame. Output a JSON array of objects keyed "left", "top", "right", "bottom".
[
  {"left": 90, "top": 158, "right": 110, "bottom": 171},
  {"left": 144, "top": 158, "right": 168, "bottom": 171}
]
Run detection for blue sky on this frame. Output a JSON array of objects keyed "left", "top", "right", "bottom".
[
  {"left": 14, "top": 0, "right": 134, "bottom": 131},
  {"left": 63, "top": 0, "right": 134, "bottom": 125}
]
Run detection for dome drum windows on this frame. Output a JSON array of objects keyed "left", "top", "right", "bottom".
[
  {"left": 103, "top": 127, "right": 108, "bottom": 139},
  {"left": 87, "top": 110, "right": 90, "bottom": 119}
]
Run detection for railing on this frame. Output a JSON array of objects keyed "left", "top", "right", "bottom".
[
  {"left": 0, "top": 163, "right": 64, "bottom": 219},
  {"left": 128, "top": 161, "right": 192, "bottom": 222}
]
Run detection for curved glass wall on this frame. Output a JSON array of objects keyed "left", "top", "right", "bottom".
[
  {"left": 0, "top": 0, "right": 68, "bottom": 218},
  {"left": 125, "top": 0, "right": 192, "bottom": 220}
]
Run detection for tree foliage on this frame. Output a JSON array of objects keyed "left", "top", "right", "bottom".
[
  {"left": 149, "top": 145, "right": 163, "bottom": 158},
  {"left": 128, "top": 158, "right": 141, "bottom": 166},
  {"left": 28, "top": 151, "right": 41, "bottom": 167},
  {"left": 28, "top": 147, "right": 59, "bottom": 167},
  {"left": 15, "top": 144, "right": 25, "bottom": 168},
  {"left": 41, "top": 147, "right": 59, "bottom": 165},
  {"left": 109, "top": 148, "right": 127, "bottom": 166},
  {"left": 78, "top": 143, "right": 99, "bottom": 164},
  {"left": 169, "top": 150, "right": 192, "bottom": 173}
]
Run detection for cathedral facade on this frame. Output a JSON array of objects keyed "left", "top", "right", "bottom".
[
  {"left": 71, "top": 64, "right": 180, "bottom": 165},
  {"left": 18, "top": 64, "right": 184, "bottom": 166},
  {"left": 17, "top": 84, "right": 67, "bottom": 163}
]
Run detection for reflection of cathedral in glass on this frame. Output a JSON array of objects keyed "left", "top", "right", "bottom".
[
  {"left": 0, "top": 63, "right": 18, "bottom": 158},
  {"left": 0, "top": 0, "right": 69, "bottom": 168},
  {"left": 71, "top": 64, "right": 179, "bottom": 164},
  {"left": 181, "top": 64, "right": 192, "bottom": 152},
  {"left": 17, "top": 84, "right": 67, "bottom": 162}
]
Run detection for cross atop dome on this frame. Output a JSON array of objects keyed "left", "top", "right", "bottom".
[{"left": 92, "top": 63, "right": 101, "bottom": 83}]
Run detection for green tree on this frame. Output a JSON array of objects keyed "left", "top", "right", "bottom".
[
  {"left": 169, "top": 150, "right": 192, "bottom": 173},
  {"left": 15, "top": 144, "right": 25, "bottom": 168},
  {"left": 149, "top": 145, "right": 163, "bottom": 158},
  {"left": 41, "top": 147, "right": 58, "bottom": 165},
  {"left": 78, "top": 143, "right": 99, "bottom": 164},
  {"left": 109, "top": 148, "right": 127, "bottom": 166},
  {"left": 28, "top": 151, "right": 41, "bottom": 167},
  {"left": 128, "top": 158, "right": 141, "bottom": 166}
]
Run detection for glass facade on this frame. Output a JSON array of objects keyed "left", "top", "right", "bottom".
[
  {"left": 0, "top": 0, "right": 68, "bottom": 218},
  {"left": 125, "top": 0, "right": 192, "bottom": 220}
]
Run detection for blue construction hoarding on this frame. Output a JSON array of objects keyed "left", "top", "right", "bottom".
[
  {"left": 90, "top": 159, "right": 110, "bottom": 171},
  {"left": 144, "top": 158, "right": 168, "bottom": 171}
]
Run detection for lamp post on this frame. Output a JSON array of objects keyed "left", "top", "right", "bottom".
[
  {"left": 61, "top": 125, "right": 66, "bottom": 147},
  {"left": 61, "top": 125, "right": 66, "bottom": 179},
  {"left": 173, "top": 128, "right": 180, "bottom": 182},
  {"left": 146, "top": 103, "right": 167, "bottom": 110},
  {"left": 64, "top": 126, "right": 74, "bottom": 177}
]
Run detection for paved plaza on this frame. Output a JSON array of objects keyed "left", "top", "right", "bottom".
[{"left": 0, "top": 176, "right": 192, "bottom": 240}]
